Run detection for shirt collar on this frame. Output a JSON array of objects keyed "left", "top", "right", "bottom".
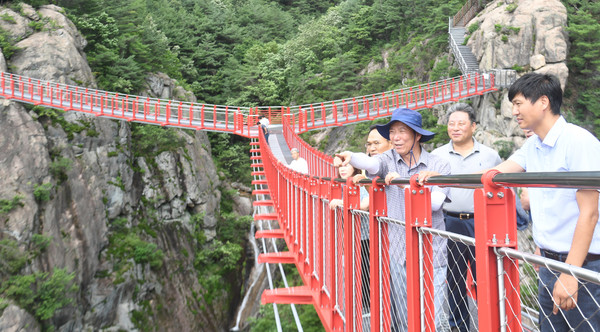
[
  {"left": 394, "top": 146, "right": 429, "bottom": 170},
  {"left": 536, "top": 116, "right": 566, "bottom": 149},
  {"left": 448, "top": 138, "right": 480, "bottom": 156}
]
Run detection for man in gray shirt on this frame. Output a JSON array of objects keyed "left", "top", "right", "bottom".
[
  {"left": 336, "top": 107, "right": 450, "bottom": 331},
  {"left": 431, "top": 103, "right": 502, "bottom": 332}
]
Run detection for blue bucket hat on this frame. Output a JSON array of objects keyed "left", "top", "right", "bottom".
[{"left": 376, "top": 107, "right": 435, "bottom": 142}]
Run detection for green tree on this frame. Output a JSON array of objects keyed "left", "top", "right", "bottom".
[
  {"left": 566, "top": 5, "right": 600, "bottom": 131},
  {"left": 1, "top": 268, "right": 78, "bottom": 322}
]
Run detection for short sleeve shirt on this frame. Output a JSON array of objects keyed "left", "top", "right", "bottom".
[
  {"left": 289, "top": 158, "right": 309, "bottom": 174},
  {"left": 368, "top": 148, "right": 451, "bottom": 267},
  {"left": 509, "top": 116, "right": 600, "bottom": 253},
  {"left": 431, "top": 139, "right": 502, "bottom": 212}
]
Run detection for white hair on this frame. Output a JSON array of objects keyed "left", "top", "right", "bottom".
[{"left": 291, "top": 148, "right": 299, "bottom": 153}]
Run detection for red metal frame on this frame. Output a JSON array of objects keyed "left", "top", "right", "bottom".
[
  {"left": 0, "top": 71, "right": 496, "bottom": 141},
  {"left": 369, "top": 177, "right": 390, "bottom": 331},
  {"left": 474, "top": 170, "right": 522, "bottom": 332},
  {"left": 256, "top": 126, "right": 527, "bottom": 332},
  {"left": 405, "top": 174, "right": 435, "bottom": 332}
]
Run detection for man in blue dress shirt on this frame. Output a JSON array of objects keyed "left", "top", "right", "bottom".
[{"left": 491, "top": 73, "right": 600, "bottom": 331}]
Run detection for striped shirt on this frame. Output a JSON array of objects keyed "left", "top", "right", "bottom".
[{"left": 367, "top": 148, "right": 451, "bottom": 267}]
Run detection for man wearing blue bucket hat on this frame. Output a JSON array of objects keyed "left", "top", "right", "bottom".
[{"left": 335, "top": 107, "right": 451, "bottom": 331}]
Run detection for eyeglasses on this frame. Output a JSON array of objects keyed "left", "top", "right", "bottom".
[{"left": 365, "top": 141, "right": 382, "bottom": 148}]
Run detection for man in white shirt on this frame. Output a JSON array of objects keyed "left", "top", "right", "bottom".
[
  {"left": 419, "top": 73, "right": 600, "bottom": 331},
  {"left": 289, "top": 148, "right": 309, "bottom": 174},
  {"left": 431, "top": 103, "right": 502, "bottom": 332},
  {"left": 258, "top": 116, "right": 270, "bottom": 144},
  {"left": 496, "top": 73, "right": 600, "bottom": 331}
]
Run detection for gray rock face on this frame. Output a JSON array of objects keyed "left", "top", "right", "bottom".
[
  {"left": 9, "top": 5, "right": 94, "bottom": 86},
  {"left": 0, "top": 4, "right": 236, "bottom": 332},
  {"left": 468, "top": 0, "right": 567, "bottom": 73},
  {"left": 450, "top": 0, "right": 570, "bottom": 153},
  {"left": 530, "top": 54, "right": 546, "bottom": 70},
  {"left": 0, "top": 305, "right": 40, "bottom": 332},
  {"left": 0, "top": 7, "right": 34, "bottom": 41},
  {"left": 144, "top": 72, "right": 197, "bottom": 102}
]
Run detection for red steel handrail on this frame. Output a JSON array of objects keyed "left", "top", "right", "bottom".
[
  {"left": 0, "top": 71, "right": 497, "bottom": 138},
  {"left": 257, "top": 123, "right": 600, "bottom": 331}
]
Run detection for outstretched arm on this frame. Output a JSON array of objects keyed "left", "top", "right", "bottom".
[{"left": 335, "top": 151, "right": 380, "bottom": 174}]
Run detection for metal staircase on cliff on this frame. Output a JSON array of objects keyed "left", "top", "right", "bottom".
[
  {"left": 449, "top": 24, "right": 480, "bottom": 74},
  {"left": 448, "top": 0, "right": 518, "bottom": 88},
  {"left": 448, "top": 0, "right": 485, "bottom": 75}
]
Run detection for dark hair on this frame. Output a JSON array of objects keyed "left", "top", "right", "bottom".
[
  {"left": 447, "top": 103, "right": 476, "bottom": 123},
  {"left": 369, "top": 124, "right": 378, "bottom": 132},
  {"left": 508, "top": 73, "right": 562, "bottom": 115},
  {"left": 336, "top": 164, "right": 362, "bottom": 178}
]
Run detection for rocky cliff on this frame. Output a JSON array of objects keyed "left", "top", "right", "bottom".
[
  {"left": 461, "top": 0, "right": 569, "bottom": 151},
  {"left": 0, "top": 4, "right": 250, "bottom": 331}
]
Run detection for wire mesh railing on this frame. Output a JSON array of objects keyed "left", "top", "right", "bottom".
[
  {"left": 499, "top": 247, "right": 600, "bottom": 332},
  {"left": 256, "top": 123, "right": 600, "bottom": 331}
]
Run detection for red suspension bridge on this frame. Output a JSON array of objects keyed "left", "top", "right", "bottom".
[
  {"left": 0, "top": 71, "right": 499, "bottom": 137},
  {"left": 2, "top": 70, "right": 600, "bottom": 332}
]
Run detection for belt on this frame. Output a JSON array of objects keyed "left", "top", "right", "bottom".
[
  {"left": 444, "top": 211, "right": 474, "bottom": 220},
  {"left": 541, "top": 249, "right": 600, "bottom": 264}
]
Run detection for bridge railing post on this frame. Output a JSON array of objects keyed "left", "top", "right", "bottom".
[
  {"left": 369, "top": 178, "right": 390, "bottom": 331},
  {"left": 302, "top": 174, "right": 310, "bottom": 275},
  {"left": 307, "top": 176, "right": 318, "bottom": 291},
  {"left": 342, "top": 178, "right": 360, "bottom": 331},
  {"left": 328, "top": 178, "right": 344, "bottom": 331},
  {"left": 405, "top": 174, "right": 435, "bottom": 332},
  {"left": 474, "top": 170, "right": 521, "bottom": 331},
  {"left": 317, "top": 176, "right": 329, "bottom": 312},
  {"left": 292, "top": 174, "right": 298, "bottom": 246}
]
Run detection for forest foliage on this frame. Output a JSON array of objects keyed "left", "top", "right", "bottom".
[
  {"left": 53, "top": 0, "right": 464, "bottom": 106},
  {"left": 1, "top": 0, "right": 596, "bottom": 135},
  {"left": 562, "top": 0, "right": 600, "bottom": 135}
]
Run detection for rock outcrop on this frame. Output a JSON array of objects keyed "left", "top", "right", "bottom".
[
  {"left": 2, "top": 4, "right": 95, "bottom": 86},
  {"left": 453, "top": 0, "right": 569, "bottom": 152},
  {"left": 0, "top": 305, "right": 40, "bottom": 332},
  {"left": 0, "top": 4, "right": 246, "bottom": 331},
  {"left": 468, "top": 0, "right": 568, "bottom": 80}
]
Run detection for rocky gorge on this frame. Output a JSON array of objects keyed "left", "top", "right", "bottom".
[{"left": 0, "top": 4, "right": 253, "bottom": 331}]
